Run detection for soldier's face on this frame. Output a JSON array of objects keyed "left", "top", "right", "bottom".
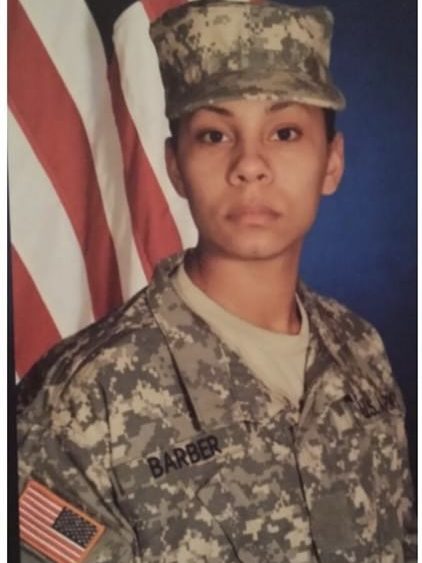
[{"left": 166, "top": 99, "right": 344, "bottom": 262}]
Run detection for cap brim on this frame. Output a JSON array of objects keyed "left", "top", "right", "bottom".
[{"left": 167, "top": 69, "right": 346, "bottom": 119}]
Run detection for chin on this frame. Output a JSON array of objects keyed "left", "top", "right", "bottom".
[
  {"left": 217, "top": 239, "right": 294, "bottom": 262},
  {"left": 200, "top": 227, "right": 304, "bottom": 262}
]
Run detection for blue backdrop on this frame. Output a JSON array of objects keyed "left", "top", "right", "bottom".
[{"left": 282, "top": 0, "right": 417, "bottom": 485}]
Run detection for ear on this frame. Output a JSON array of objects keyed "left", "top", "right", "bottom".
[
  {"left": 165, "top": 138, "right": 186, "bottom": 198},
  {"left": 321, "top": 132, "right": 345, "bottom": 196}
]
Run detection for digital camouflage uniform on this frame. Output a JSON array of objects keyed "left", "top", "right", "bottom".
[
  {"left": 18, "top": 1, "right": 416, "bottom": 562},
  {"left": 18, "top": 253, "right": 416, "bottom": 563}
]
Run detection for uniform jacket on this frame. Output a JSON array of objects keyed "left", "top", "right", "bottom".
[{"left": 17, "top": 253, "right": 416, "bottom": 563}]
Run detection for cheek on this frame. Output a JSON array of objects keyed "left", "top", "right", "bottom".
[
  {"left": 276, "top": 160, "right": 326, "bottom": 224},
  {"left": 277, "top": 154, "right": 327, "bottom": 197},
  {"left": 179, "top": 178, "right": 219, "bottom": 223},
  {"left": 179, "top": 161, "right": 225, "bottom": 207}
]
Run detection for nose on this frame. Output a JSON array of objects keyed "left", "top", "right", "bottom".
[{"left": 228, "top": 141, "right": 272, "bottom": 187}]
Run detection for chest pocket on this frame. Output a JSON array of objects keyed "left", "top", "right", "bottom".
[
  {"left": 359, "top": 406, "right": 408, "bottom": 548},
  {"left": 343, "top": 393, "right": 406, "bottom": 497},
  {"left": 109, "top": 423, "right": 248, "bottom": 561},
  {"left": 109, "top": 420, "right": 314, "bottom": 562},
  {"left": 295, "top": 391, "right": 407, "bottom": 562}
]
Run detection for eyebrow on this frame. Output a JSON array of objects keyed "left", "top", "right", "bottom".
[
  {"left": 267, "top": 102, "right": 292, "bottom": 113},
  {"left": 195, "top": 105, "right": 233, "bottom": 116}
]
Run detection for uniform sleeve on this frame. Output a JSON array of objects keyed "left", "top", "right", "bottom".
[
  {"left": 17, "top": 358, "right": 143, "bottom": 563},
  {"left": 397, "top": 412, "right": 417, "bottom": 562}
]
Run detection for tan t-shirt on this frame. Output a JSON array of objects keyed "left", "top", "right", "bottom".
[{"left": 172, "top": 264, "right": 309, "bottom": 408}]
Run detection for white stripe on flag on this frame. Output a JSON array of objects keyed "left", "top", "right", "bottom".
[
  {"left": 8, "top": 110, "right": 95, "bottom": 336},
  {"left": 113, "top": 2, "right": 198, "bottom": 250},
  {"left": 19, "top": 0, "right": 148, "bottom": 299}
]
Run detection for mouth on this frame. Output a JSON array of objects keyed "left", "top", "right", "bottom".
[{"left": 226, "top": 205, "right": 281, "bottom": 225}]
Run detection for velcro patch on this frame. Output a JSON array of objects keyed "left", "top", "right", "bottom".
[{"left": 19, "top": 479, "right": 105, "bottom": 563}]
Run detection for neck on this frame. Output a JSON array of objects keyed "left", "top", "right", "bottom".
[{"left": 185, "top": 246, "right": 302, "bottom": 334}]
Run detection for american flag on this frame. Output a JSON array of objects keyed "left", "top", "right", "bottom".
[
  {"left": 8, "top": 0, "right": 199, "bottom": 379},
  {"left": 19, "top": 479, "right": 105, "bottom": 562}
]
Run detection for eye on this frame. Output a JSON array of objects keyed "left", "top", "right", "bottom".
[
  {"left": 271, "top": 127, "right": 301, "bottom": 142},
  {"left": 197, "top": 130, "right": 229, "bottom": 144}
]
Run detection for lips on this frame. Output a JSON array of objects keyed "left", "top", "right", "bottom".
[{"left": 226, "top": 204, "right": 280, "bottom": 224}]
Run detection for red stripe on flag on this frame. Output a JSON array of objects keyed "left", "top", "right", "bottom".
[
  {"left": 11, "top": 248, "right": 61, "bottom": 376},
  {"left": 142, "top": 0, "right": 187, "bottom": 21},
  {"left": 108, "top": 56, "right": 182, "bottom": 280},
  {"left": 8, "top": 0, "right": 124, "bottom": 319}
]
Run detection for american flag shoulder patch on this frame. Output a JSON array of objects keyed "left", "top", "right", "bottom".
[{"left": 19, "top": 479, "right": 105, "bottom": 563}]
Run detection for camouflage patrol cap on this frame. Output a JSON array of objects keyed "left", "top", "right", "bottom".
[{"left": 150, "top": 0, "right": 346, "bottom": 119}]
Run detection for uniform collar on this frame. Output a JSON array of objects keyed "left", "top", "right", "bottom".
[
  {"left": 149, "top": 252, "right": 351, "bottom": 373},
  {"left": 145, "top": 253, "right": 386, "bottom": 432},
  {"left": 145, "top": 252, "right": 286, "bottom": 430}
]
